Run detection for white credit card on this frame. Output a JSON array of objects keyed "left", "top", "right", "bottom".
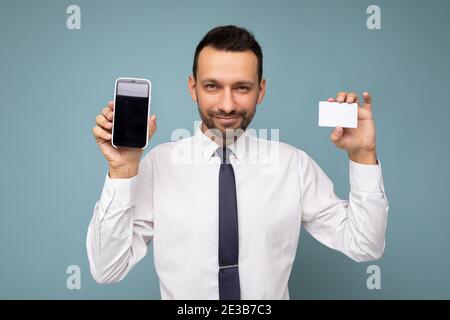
[{"left": 318, "top": 101, "right": 358, "bottom": 128}]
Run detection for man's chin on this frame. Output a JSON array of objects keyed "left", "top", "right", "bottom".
[
  {"left": 201, "top": 114, "right": 251, "bottom": 133},
  {"left": 213, "top": 120, "right": 243, "bottom": 134}
]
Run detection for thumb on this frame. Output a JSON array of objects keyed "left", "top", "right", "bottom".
[{"left": 331, "top": 126, "right": 343, "bottom": 141}]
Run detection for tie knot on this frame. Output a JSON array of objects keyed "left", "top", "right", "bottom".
[{"left": 216, "top": 147, "right": 232, "bottom": 164}]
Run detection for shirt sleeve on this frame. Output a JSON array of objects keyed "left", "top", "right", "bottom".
[
  {"left": 86, "top": 151, "right": 154, "bottom": 284},
  {"left": 298, "top": 149, "right": 389, "bottom": 262}
]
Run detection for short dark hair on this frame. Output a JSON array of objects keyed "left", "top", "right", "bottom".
[{"left": 192, "top": 25, "right": 263, "bottom": 83}]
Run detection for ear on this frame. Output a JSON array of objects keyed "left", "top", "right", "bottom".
[
  {"left": 188, "top": 75, "right": 197, "bottom": 102},
  {"left": 256, "top": 78, "right": 266, "bottom": 105}
]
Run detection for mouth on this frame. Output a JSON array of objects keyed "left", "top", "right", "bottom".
[{"left": 214, "top": 115, "right": 240, "bottom": 125}]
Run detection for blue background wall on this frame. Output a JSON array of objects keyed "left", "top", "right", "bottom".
[{"left": 1, "top": 0, "right": 449, "bottom": 299}]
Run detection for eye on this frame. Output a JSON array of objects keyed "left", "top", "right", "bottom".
[
  {"left": 237, "top": 86, "right": 249, "bottom": 92},
  {"left": 205, "top": 84, "right": 217, "bottom": 90}
]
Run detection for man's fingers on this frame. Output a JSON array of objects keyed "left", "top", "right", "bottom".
[
  {"left": 363, "top": 91, "right": 372, "bottom": 105},
  {"left": 336, "top": 91, "right": 347, "bottom": 103},
  {"left": 96, "top": 114, "right": 112, "bottom": 130},
  {"left": 102, "top": 106, "right": 114, "bottom": 121},
  {"left": 354, "top": 94, "right": 360, "bottom": 107},
  {"left": 327, "top": 97, "right": 335, "bottom": 102},
  {"left": 346, "top": 92, "right": 357, "bottom": 103},
  {"left": 363, "top": 92, "right": 373, "bottom": 112},
  {"left": 92, "top": 125, "right": 112, "bottom": 140},
  {"left": 331, "top": 126, "right": 344, "bottom": 141},
  {"left": 107, "top": 101, "right": 114, "bottom": 110}
]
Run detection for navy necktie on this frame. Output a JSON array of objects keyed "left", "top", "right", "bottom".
[{"left": 217, "top": 147, "right": 241, "bottom": 300}]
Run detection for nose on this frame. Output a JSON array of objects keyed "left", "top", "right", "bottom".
[{"left": 218, "top": 87, "right": 237, "bottom": 114}]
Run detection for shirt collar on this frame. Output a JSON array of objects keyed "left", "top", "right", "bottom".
[{"left": 194, "top": 121, "right": 250, "bottom": 162}]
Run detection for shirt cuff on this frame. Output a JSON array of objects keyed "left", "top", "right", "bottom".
[
  {"left": 349, "top": 158, "right": 383, "bottom": 192},
  {"left": 98, "top": 172, "right": 138, "bottom": 210}
]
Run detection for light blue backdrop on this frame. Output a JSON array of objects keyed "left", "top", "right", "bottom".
[{"left": 1, "top": 0, "right": 449, "bottom": 299}]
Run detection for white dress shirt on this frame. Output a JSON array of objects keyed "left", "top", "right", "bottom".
[{"left": 86, "top": 122, "right": 389, "bottom": 299}]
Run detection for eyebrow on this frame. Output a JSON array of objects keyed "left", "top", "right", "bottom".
[{"left": 200, "top": 79, "right": 255, "bottom": 86}]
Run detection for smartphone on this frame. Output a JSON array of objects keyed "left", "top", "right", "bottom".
[{"left": 112, "top": 77, "right": 152, "bottom": 149}]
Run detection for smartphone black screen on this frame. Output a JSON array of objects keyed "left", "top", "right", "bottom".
[{"left": 112, "top": 81, "right": 149, "bottom": 148}]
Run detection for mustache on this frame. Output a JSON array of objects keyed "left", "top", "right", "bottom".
[{"left": 210, "top": 111, "right": 246, "bottom": 118}]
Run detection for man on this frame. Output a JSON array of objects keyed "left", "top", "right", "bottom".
[{"left": 88, "top": 25, "right": 389, "bottom": 299}]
